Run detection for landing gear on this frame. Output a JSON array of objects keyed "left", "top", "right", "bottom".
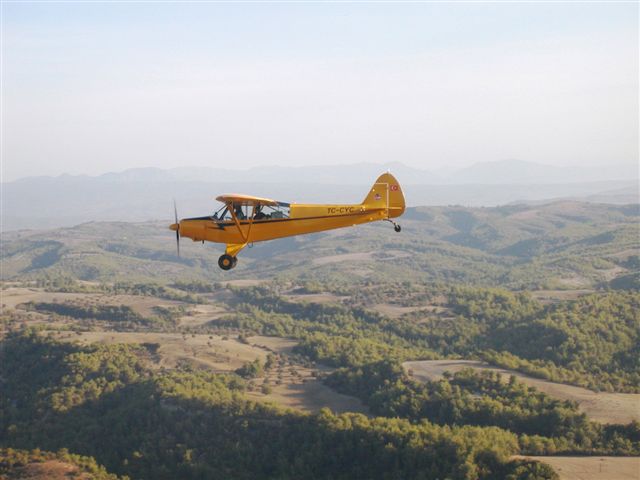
[
  {"left": 218, "top": 254, "right": 237, "bottom": 270},
  {"left": 385, "top": 219, "right": 402, "bottom": 233}
]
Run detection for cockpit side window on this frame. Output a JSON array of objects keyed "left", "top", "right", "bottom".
[
  {"left": 264, "top": 204, "right": 290, "bottom": 219},
  {"left": 250, "top": 204, "right": 290, "bottom": 220}
]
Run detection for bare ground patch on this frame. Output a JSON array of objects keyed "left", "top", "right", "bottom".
[
  {"left": 178, "top": 304, "right": 227, "bottom": 327},
  {"left": 247, "top": 375, "right": 369, "bottom": 415},
  {"left": 248, "top": 335, "right": 299, "bottom": 355},
  {"left": 312, "top": 251, "right": 375, "bottom": 266},
  {"left": 222, "top": 279, "right": 265, "bottom": 287},
  {"left": 283, "top": 292, "right": 346, "bottom": 305},
  {"left": 556, "top": 275, "right": 592, "bottom": 289},
  {"left": 403, "top": 360, "right": 640, "bottom": 424},
  {"left": 244, "top": 335, "right": 368, "bottom": 414},
  {"left": 2, "top": 460, "right": 93, "bottom": 480},
  {"left": 372, "top": 303, "right": 425, "bottom": 319},
  {"left": 518, "top": 456, "right": 640, "bottom": 480}
]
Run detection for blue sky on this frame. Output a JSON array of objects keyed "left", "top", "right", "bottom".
[{"left": 2, "top": 2, "right": 638, "bottom": 180}]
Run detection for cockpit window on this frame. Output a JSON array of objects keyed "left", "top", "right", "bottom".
[
  {"left": 254, "top": 204, "right": 290, "bottom": 220},
  {"left": 212, "top": 205, "right": 232, "bottom": 221},
  {"left": 212, "top": 202, "right": 290, "bottom": 222}
]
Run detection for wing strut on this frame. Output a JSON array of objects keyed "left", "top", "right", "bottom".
[{"left": 225, "top": 202, "right": 257, "bottom": 258}]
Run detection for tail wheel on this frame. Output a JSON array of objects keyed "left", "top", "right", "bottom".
[
  {"left": 394, "top": 224, "right": 401, "bottom": 233},
  {"left": 218, "top": 254, "right": 236, "bottom": 270}
]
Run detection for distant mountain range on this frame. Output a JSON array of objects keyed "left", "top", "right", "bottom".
[
  {"left": 12, "top": 159, "right": 637, "bottom": 186},
  {"left": 2, "top": 160, "right": 637, "bottom": 231}
]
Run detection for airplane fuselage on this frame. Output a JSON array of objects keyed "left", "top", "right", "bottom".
[{"left": 178, "top": 203, "right": 394, "bottom": 245}]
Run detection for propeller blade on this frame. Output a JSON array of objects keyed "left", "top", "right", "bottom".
[
  {"left": 173, "top": 199, "right": 180, "bottom": 258},
  {"left": 174, "top": 199, "right": 178, "bottom": 224}
]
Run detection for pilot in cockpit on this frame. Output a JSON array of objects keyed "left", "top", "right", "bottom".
[
  {"left": 234, "top": 204, "right": 246, "bottom": 220},
  {"left": 254, "top": 205, "right": 267, "bottom": 220}
]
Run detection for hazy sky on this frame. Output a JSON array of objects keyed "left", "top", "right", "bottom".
[{"left": 2, "top": 2, "right": 638, "bottom": 181}]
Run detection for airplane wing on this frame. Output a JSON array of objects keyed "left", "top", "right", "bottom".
[{"left": 215, "top": 194, "right": 281, "bottom": 206}]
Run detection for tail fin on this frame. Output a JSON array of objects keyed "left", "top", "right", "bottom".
[{"left": 362, "top": 172, "right": 405, "bottom": 218}]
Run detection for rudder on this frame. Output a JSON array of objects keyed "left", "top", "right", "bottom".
[{"left": 361, "top": 172, "right": 405, "bottom": 218}]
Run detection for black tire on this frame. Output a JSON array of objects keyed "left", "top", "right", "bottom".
[
  {"left": 394, "top": 224, "right": 401, "bottom": 233},
  {"left": 218, "top": 254, "right": 235, "bottom": 270}
]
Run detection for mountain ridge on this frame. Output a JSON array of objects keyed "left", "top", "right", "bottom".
[{"left": 6, "top": 159, "right": 637, "bottom": 185}]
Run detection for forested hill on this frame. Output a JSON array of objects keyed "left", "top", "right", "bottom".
[
  {"left": 0, "top": 333, "right": 560, "bottom": 480},
  {"left": 1, "top": 201, "right": 638, "bottom": 289}
]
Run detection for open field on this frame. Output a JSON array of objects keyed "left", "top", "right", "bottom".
[
  {"left": 519, "top": 456, "right": 640, "bottom": 480},
  {"left": 530, "top": 289, "right": 595, "bottom": 304},
  {"left": 283, "top": 292, "right": 347, "bottom": 305},
  {"left": 246, "top": 335, "right": 369, "bottom": 414},
  {"left": 48, "top": 330, "right": 365, "bottom": 414},
  {"left": 248, "top": 375, "right": 369, "bottom": 414},
  {"left": 1, "top": 287, "right": 101, "bottom": 310},
  {"left": 372, "top": 303, "right": 430, "bottom": 319},
  {"left": 178, "top": 303, "right": 227, "bottom": 327},
  {"left": 222, "top": 279, "right": 266, "bottom": 287},
  {"left": 1, "top": 287, "right": 183, "bottom": 315},
  {"left": 403, "top": 360, "right": 640, "bottom": 424},
  {"left": 312, "top": 251, "right": 375, "bottom": 266},
  {"left": 0, "top": 286, "right": 229, "bottom": 329},
  {"left": 51, "top": 331, "right": 267, "bottom": 372}
]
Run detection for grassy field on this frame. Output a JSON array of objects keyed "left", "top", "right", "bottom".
[
  {"left": 52, "top": 331, "right": 267, "bottom": 372},
  {"left": 519, "top": 456, "right": 640, "bottom": 480}
]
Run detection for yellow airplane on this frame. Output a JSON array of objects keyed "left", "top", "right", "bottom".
[{"left": 170, "top": 172, "right": 405, "bottom": 270}]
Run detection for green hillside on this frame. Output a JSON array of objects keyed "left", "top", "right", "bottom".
[
  {"left": 1, "top": 201, "right": 638, "bottom": 480},
  {"left": 2, "top": 202, "right": 638, "bottom": 289}
]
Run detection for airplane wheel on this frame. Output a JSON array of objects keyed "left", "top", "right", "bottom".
[
  {"left": 218, "top": 254, "right": 235, "bottom": 270},
  {"left": 394, "top": 224, "right": 402, "bottom": 233}
]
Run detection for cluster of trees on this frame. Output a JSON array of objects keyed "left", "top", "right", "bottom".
[
  {"left": 25, "top": 301, "right": 145, "bottom": 323},
  {"left": 34, "top": 276, "right": 202, "bottom": 303},
  {"left": 446, "top": 288, "right": 640, "bottom": 392},
  {"left": 23, "top": 301, "right": 192, "bottom": 332},
  {"left": 325, "top": 361, "right": 640, "bottom": 456},
  {"left": 222, "top": 285, "right": 640, "bottom": 392},
  {"left": 0, "top": 333, "right": 558, "bottom": 479},
  {"left": 170, "top": 280, "right": 222, "bottom": 293},
  {"left": 221, "top": 286, "right": 433, "bottom": 367},
  {"left": 235, "top": 358, "right": 264, "bottom": 378},
  {"left": 23, "top": 301, "right": 162, "bottom": 330}
]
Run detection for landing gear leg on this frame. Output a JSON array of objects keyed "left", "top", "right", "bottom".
[
  {"left": 385, "top": 219, "right": 402, "bottom": 232},
  {"left": 218, "top": 254, "right": 237, "bottom": 270}
]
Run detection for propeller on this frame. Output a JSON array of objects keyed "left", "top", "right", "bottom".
[{"left": 172, "top": 199, "right": 180, "bottom": 257}]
